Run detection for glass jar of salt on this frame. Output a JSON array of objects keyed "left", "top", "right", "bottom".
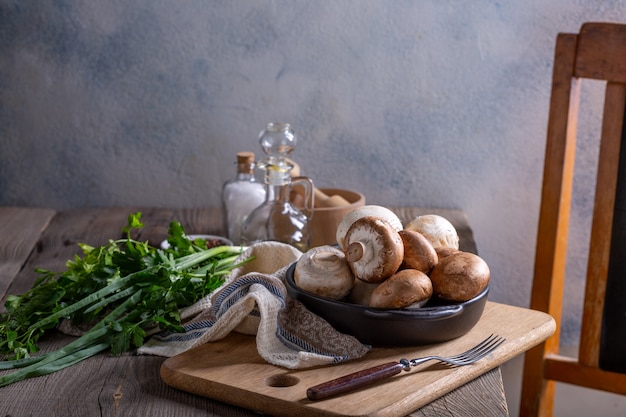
[{"left": 221, "top": 151, "right": 266, "bottom": 245}]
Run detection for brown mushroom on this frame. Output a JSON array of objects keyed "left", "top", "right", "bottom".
[
  {"left": 343, "top": 216, "right": 404, "bottom": 283},
  {"left": 399, "top": 229, "right": 438, "bottom": 274},
  {"left": 429, "top": 251, "right": 490, "bottom": 302},
  {"left": 435, "top": 246, "right": 459, "bottom": 262},
  {"left": 345, "top": 279, "right": 380, "bottom": 306},
  {"left": 369, "top": 269, "right": 433, "bottom": 309},
  {"left": 294, "top": 245, "right": 355, "bottom": 300}
]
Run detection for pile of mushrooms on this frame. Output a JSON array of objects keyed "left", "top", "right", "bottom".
[{"left": 294, "top": 205, "right": 490, "bottom": 309}]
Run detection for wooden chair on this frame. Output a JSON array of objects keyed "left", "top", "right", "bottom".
[{"left": 520, "top": 22, "right": 626, "bottom": 416}]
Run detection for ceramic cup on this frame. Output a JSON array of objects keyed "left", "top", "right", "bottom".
[{"left": 308, "top": 188, "right": 366, "bottom": 248}]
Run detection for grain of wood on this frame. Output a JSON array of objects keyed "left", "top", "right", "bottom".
[
  {"left": 160, "top": 302, "right": 553, "bottom": 417},
  {"left": 409, "top": 368, "right": 508, "bottom": 417},
  {"left": 0, "top": 206, "right": 530, "bottom": 417},
  {"left": 0, "top": 207, "right": 56, "bottom": 305}
]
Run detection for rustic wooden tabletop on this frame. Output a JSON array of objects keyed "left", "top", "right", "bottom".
[{"left": 0, "top": 206, "right": 529, "bottom": 417}]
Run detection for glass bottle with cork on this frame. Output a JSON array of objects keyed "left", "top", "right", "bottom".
[
  {"left": 221, "top": 151, "right": 266, "bottom": 245},
  {"left": 240, "top": 123, "right": 314, "bottom": 251}
]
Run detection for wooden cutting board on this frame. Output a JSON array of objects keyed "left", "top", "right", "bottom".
[{"left": 160, "top": 302, "right": 555, "bottom": 417}]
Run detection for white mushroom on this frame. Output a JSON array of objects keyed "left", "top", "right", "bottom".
[
  {"left": 369, "top": 269, "right": 433, "bottom": 309},
  {"left": 404, "top": 214, "right": 460, "bottom": 250},
  {"left": 294, "top": 245, "right": 355, "bottom": 300},
  {"left": 343, "top": 216, "right": 404, "bottom": 283},
  {"left": 335, "top": 205, "right": 403, "bottom": 250}
]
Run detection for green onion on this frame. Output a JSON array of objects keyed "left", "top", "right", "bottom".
[{"left": 0, "top": 212, "right": 251, "bottom": 387}]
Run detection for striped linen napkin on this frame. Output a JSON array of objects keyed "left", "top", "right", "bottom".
[{"left": 137, "top": 241, "right": 370, "bottom": 369}]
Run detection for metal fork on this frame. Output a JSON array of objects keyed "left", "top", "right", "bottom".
[
  {"left": 406, "top": 333, "right": 505, "bottom": 367},
  {"left": 307, "top": 334, "right": 506, "bottom": 401}
]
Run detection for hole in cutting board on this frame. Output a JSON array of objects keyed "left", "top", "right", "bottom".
[{"left": 265, "top": 374, "right": 300, "bottom": 388}]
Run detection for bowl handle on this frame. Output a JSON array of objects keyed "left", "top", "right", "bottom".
[{"left": 362, "top": 304, "right": 464, "bottom": 319}]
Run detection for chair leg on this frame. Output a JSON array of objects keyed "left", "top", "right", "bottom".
[{"left": 520, "top": 342, "right": 555, "bottom": 417}]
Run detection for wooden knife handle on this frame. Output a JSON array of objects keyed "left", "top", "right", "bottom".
[{"left": 306, "top": 361, "right": 404, "bottom": 401}]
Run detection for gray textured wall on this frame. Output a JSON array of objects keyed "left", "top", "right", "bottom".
[{"left": 1, "top": 0, "right": 624, "bottom": 345}]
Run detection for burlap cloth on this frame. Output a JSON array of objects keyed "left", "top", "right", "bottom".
[{"left": 138, "top": 241, "right": 370, "bottom": 369}]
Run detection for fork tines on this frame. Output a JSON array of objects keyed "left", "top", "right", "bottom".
[
  {"left": 410, "top": 334, "right": 506, "bottom": 368},
  {"left": 448, "top": 334, "right": 506, "bottom": 365},
  {"left": 459, "top": 334, "right": 505, "bottom": 361}
]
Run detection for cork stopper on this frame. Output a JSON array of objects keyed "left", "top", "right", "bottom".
[{"left": 236, "top": 152, "right": 255, "bottom": 174}]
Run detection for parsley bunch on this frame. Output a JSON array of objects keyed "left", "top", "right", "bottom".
[{"left": 0, "top": 212, "right": 250, "bottom": 387}]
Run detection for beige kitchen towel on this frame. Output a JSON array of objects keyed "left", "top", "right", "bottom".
[{"left": 138, "top": 241, "right": 370, "bottom": 369}]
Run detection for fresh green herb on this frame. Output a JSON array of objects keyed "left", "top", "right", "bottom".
[{"left": 0, "top": 212, "right": 250, "bottom": 387}]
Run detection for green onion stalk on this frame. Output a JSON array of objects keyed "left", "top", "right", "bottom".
[{"left": 0, "top": 213, "right": 251, "bottom": 387}]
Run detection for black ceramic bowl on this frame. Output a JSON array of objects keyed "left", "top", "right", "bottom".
[{"left": 285, "top": 263, "right": 488, "bottom": 347}]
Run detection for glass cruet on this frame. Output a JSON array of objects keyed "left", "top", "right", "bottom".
[{"left": 240, "top": 123, "right": 314, "bottom": 251}]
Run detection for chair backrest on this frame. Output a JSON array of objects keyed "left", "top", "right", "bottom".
[{"left": 520, "top": 22, "right": 626, "bottom": 416}]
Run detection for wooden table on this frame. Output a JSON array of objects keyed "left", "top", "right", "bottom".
[{"left": 0, "top": 206, "right": 554, "bottom": 417}]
